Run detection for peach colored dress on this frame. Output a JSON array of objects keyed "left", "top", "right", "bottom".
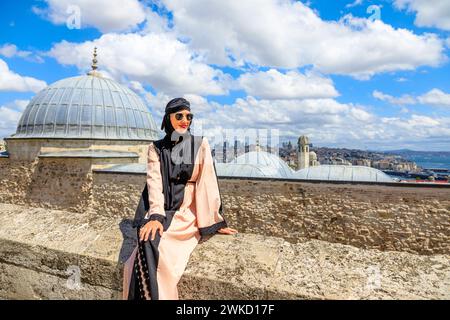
[{"left": 122, "top": 134, "right": 227, "bottom": 300}]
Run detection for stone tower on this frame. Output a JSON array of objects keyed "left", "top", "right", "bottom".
[{"left": 297, "top": 135, "right": 310, "bottom": 170}]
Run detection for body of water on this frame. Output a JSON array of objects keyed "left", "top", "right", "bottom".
[{"left": 404, "top": 154, "right": 450, "bottom": 170}]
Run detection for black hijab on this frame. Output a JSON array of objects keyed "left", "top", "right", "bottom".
[{"left": 160, "top": 97, "right": 192, "bottom": 135}]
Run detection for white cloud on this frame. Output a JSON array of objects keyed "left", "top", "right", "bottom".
[
  {"left": 237, "top": 69, "right": 339, "bottom": 99},
  {"left": 0, "top": 100, "right": 29, "bottom": 138},
  {"left": 0, "top": 43, "right": 44, "bottom": 63},
  {"left": 374, "top": 89, "right": 450, "bottom": 108},
  {"left": 32, "top": 0, "right": 146, "bottom": 33},
  {"left": 11, "top": 99, "right": 30, "bottom": 112},
  {"left": 378, "top": 115, "right": 450, "bottom": 149},
  {"left": 382, "top": 115, "right": 442, "bottom": 134},
  {"left": 346, "top": 0, "right": 364, "bottom": 9},
  {"left": 0, "top": 59, "right": 47, "bottom": 93},
  {"left": 406, "top": 114, "right": 440, "bottom": 127},
  {"left": 372, "top": 90, "right": 416, "bottom": 105},
  {"left": 138, "top": 7, "right": 171, "bottom": 35},
  {"left": 154, "top": 91, "right": 444, "bottom": 148},
  {"left": 160, "top": 0, "right": 445, "bottom": 78},
  {"left": 141, "top": 88, "right": 450, "bottom": 150},
  {"left": 48, "top": 33, "right": 230, "bottom": 96},
  {"left": 394, "top": 0, "right": 450, "bottom": 31},
  {"left": 349, "top": 107, "right": 374, "bottom": 122},
  {"left": 418, "top": 89, "right": 450, "bottom": 107},
  {"left": 143, "top": 91, "right": 171, "bottom": 120},
  {"left": 399, "top": 106, "right": 410, "bottom": 113},
  {"left": 0, "top": 44, "right": 30, "bottom": 58},
  {"left": 176, "top": 95, "right": 373, "bottom": 137},
  {"left": 128, "top": 80, "right": 146, "bottom": 94}
]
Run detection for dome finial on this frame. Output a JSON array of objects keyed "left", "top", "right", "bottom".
[
  {"left": 91, "top": 46, "right": 98, "bottom": 71},
  {"left": 87, "top": 47, "right": 102, "bottom": 77}
]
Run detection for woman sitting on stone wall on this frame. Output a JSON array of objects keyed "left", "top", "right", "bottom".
[{"left": 122, "top": 97, "right": 238, "bottom": 300}]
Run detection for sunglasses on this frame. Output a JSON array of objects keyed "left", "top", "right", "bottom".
[{"left": 174, "top": 113, "right": 194, "bottom": 121}]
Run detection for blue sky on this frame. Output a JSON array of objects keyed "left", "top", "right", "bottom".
[{"left": 1, "top": 0, "right": 449, "bottom": 151}]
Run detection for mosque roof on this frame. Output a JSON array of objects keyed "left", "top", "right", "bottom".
[
  {"left": 216, "top": 150, "right": 294, "bottom": 179},
  {"left": 215, "top": 150, "right": 393, "bottom": 183},
  {"left": 293, "top": 165, "right": 394, "bottom": 182},
  {"left": 10, "top": 48, "right": 159, "bottom": 141}
]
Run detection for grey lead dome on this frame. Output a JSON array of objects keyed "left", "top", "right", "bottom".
[{"left": 13, "top": 74, "right": 159, "bottom": 140}]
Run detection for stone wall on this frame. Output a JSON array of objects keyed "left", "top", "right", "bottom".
[
  {"left": 1, "top": 159, "right": 449, "bottom": 255},
  {"left": 0, "top": 203, "right": 449, "bottom": 300},
  {"left": 219, "top": 179, "right": 450, "bottom": 255},
  {"left": 0, "top": 158, "right": 37, "bottom": 205},
  {"left": 92, "top": 171, "right": 143, "bottom": 220},
  {"left": 92, "top": 174, "right": 450, "bottom": 255},
  {"left": 28, "top": 158, "right": 95, "bottom": 212},
  {"left": 1, "top": 157, "right": 96, "bottom": 212}
]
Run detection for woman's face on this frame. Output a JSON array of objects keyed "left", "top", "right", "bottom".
[{"left": 169, "top": 109, "right": 193, "bottom": 134}]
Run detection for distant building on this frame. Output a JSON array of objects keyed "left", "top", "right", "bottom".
[
  {"left": 216, "top": 135, "right": 393, "bottom": 183},
  {"left": 296, "top": 135, "right": 320, "bottom": 170},
  {"left": 373, "top": 160, "right": 392, "bottom": 170},
  {"left": 297, "top": 135, "right": 309, "bottom": 170},
  {"left": 320, "top": 156, "right": 352, "bottom": 166},
  {"left": 355, "top": 159, "right": 371, "bottom": 167}
]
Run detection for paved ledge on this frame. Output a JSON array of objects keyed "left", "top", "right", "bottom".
[
  {"left": 0, "top": 203, "right": 448, "bottom": 300},
  {"left": 90, "top": 166, "right": 450, "bottom": 188},
  {"left": 218, "top": 176, "right": 450, "bottom": 188},
  {"left": 93, "top": 163, "right": 146, "bottom": 174}
]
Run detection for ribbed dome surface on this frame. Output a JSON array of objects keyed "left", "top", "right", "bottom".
[
  {"left": 13, "top": 75, "right": 159, "bottom": 140},
  {"left": 217, "top": 151, "right": 294, "bottom": 178},
  {"left": 293, "top": 165, "right": 394, "bottom": 182}
]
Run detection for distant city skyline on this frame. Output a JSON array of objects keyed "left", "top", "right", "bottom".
[{"left": 1, "top": 0, "right": 449, "bottom": 151}]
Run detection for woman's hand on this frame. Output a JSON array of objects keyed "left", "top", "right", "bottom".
[
  {"left": 217, "top": 227, "right": 238, "bottom": 235},
  {"left": 139, "top": 220, "right": 163, "bottom": 242}
]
